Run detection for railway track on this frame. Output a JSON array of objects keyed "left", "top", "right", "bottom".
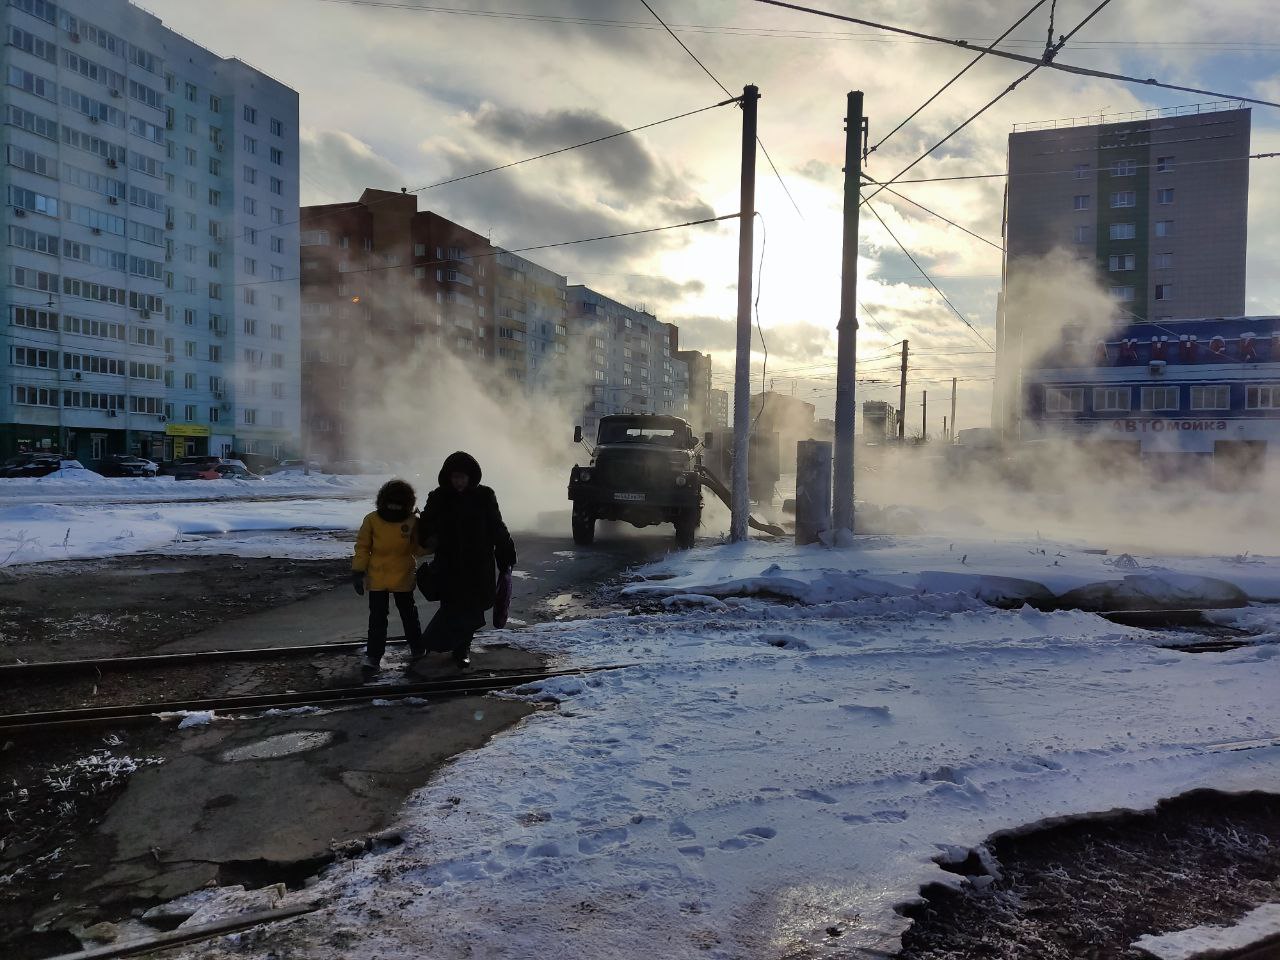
[{"left": 0, "top": 663, "right": 631, "bottom": 734}]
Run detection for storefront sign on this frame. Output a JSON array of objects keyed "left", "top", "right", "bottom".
[
  {"left": 1110, "top": 419, "right": 1228, "bottom": 433},
  {"left": 165, "top": 424, "right": 212, "bottom": 438}
]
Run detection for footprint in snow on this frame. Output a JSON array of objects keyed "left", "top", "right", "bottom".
[
  {"left": 668, "top": 820, "right": 697, "bottom": 839},
  {"left": 578, "top": 827, "right": 629, "bottom": 854},
  {"left": 842, "top": 809, "right": 908, "bottom": 825},
  {"left": 718, "top": 826, "right": 777, "bottom": 851},
  {"left": 795, "top": 788, "right": 838, "bottom": 804},
  {"left": 839, "top": 704, "right": 892, "bottom": 721}
]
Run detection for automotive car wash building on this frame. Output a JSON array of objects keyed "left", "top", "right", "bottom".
[{"left": 1023, "top": 316, "right": 1280, "bottom": 477}]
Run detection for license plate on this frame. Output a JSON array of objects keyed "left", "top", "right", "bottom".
[{"left": 613, "top": 492, "right": 646, "bottom": 502}]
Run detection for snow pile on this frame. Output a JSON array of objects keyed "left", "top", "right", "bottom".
[
  {"left": 197, "top": 538, "right": 1280, "bottom": 960},
  {"left": 1132, "top": 902, "right": 1280, "bottom": 959},
  {"left": 0, "top": 472, "right": 382, "bottom": 505}
]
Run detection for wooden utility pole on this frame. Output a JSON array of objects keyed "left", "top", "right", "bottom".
[
  {"left": 922, "top": 390, "right": 927, "bottom": 441},
  {"left": 950, "top": 376, "right": 957, "bottom": 443},
  {"left": 730, "top": 85, "right": 759, "bottom": 543},
  {"left": 897, "top": 339, "right": 909, "bottom": 440},
  {"left": 832, "top": 90, "right": 865, "bottom": 535}
]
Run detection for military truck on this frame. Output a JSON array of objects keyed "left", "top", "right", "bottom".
[{"left": 568, "top": 414, "right": 708, "bottom": 549}]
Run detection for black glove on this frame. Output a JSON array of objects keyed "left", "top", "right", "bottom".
[{"left": 352, "top": 571, "right": 366, "bottom": 596}]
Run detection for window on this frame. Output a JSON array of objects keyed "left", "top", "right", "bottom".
[
  {"left": 1190, "top": 385, "right": 1230, "bottom": 411},
  {"left": 243, "top": 196, "right": 256, "bottom": 215},
  {"left": 243, "top": 408, "right": 257, "bottom": 425},
  {"left": 243, "top": 105, "right": 257, "bottom": 124},
  {"left": 1073, "top": 225, "right": 1090, "bottom": 244},
  {"left": 243, "top": 317, "right": 257, "bottom": 335},
  {"left": 272, "top": 382, "right": 285, "bottom": 399},
  {"left": 270, "top": 236, "right": 284, "bottom": 254},
  {"left": 270, "top": 117, "right": 283, "bottom": 136},
  {"left": 245, "top": 288, "right": 256, "bottom": 306},
  {"left": 1072, "top": 163, "right": 1090, "bottom": 179},
  {"left": 1246, "top": 385, "right": 1280, "bottom": 410},
  {"left": 208, "top": 188, "right": 222, "bottom": 207},
  {"left": 1155, "top": 220, "right": 1174, "bottom": 238},
  {"left": 1109, "top": 285, "right": 1136, "bottom": 302},
  {"left": 209, "top": 95, "right": 221, "bottom": 114},
  {"left": 1155, "top": 283, "right": 1173, "bottom": 301},
  {"left": 1044, "top": 387, "right": 1084, "bottom": 414},
  {"left": 209, "top": 156, "right": 221, "bottom": 176},
  {"left": 243, "top": 134, "right": 257, "bottom": 154},
  {"left": 209, "top": 344, "right": 222, "bottom": 362},
  {"left": 244, "top": 257, "right": 257, "bottom": 275},
  {"left": 270, "top": 176, "right": 282, "bottom": 195},
  {"left": 8, "top": 65, "right": 57, "bottom": 102},
  {"left": 1112, "top": 159, "right": 1136, "bottom": 176},
  {"left": 1156, "top": 155, "right": 1175, "bottom": 173},
  {"left": 183, "top": 308, "right": 198, "bottom": 327},
  {"left": 270, "top": 147, "right": 283, "bottom": 165},
  {"left": 270, "top": 323, "right": 283, "bottom": 341},
  {"left": 243, "top": 165, "right": 257, "bottom": 184},
  {"left": 1108, "top": 254, "right": 1135, "bottom": 272},
  {"left": 270, "top": 265, "right": 284, "bottom": 281},
  {"left": 1110, "top": 191, "right": 1136, "bottom": 208},
  {"left": 1141, "top": 386, "right": 1180, "bottom": 411},
  {"left": 1109, "top": 222, "right": 1136, "bottom": 241},
  {"left": 1072, "top": 194, "right": 1090, "bottom": 211},
  {"left": 1156, "top": 187, "right": 1174, "bottom": 204},
  {"left": 1154, "top": 252, "right": 1173, "bottom": 269},
  {"left": 270, "top": 207, "right": 283, "bottom": 224},
  {"left": 1093, "top": 387, "right": 1131, "bottom": 412},
  {"left": 184, "top": 82, "right": 197, "bottom": 103},
  {"left": 300, "top": 230, "right": 329, "bottom": 246}
]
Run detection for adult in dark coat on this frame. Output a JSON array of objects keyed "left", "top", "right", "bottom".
[{"left": 414, "top": 451, "right": 516, "bottom": 668}]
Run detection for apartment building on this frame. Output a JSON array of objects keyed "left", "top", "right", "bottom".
[
  {"left": 994, "top": 103, "right": 1250, "bottom": 437},
  {"left": 565, "top": 284, "right": 688, "bottom": 439},
  {"left": 709, "top": 386, "right": 728, "bottom": 429},
  {"left": 675, "top": 348, "right": 712, "bottom": 433},
  {"left": 1, "top": 0, "right": 300, "bottom": 461},
  {"left": 493, "top": 249, "right": 566, "bottom": 391}
]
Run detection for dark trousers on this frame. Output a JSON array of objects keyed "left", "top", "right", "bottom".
[
  {"left": 367, "top": 591, "right": 421, "bottom": 664},
  {"left": 417, "top": 604, "right": 485, "bottom": 658}
]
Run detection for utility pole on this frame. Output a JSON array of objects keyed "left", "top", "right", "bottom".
[
  {"left": 950, "top": 376, "right": 957, "bottom": 444},
  {"left": 832, "top": 90, "right": 865, "bottom": 536},
  {"left": 943, "top": 415, "right": 948, "bottom": 441},
  {"left": 922, "top": 390, "right": 927, "bottom": 441},
  {"left": 730, "top": 84, "right": 759, "bottom": 543},
  {"left": 897, "top": 339, "right": 909, "bottom": 440}
]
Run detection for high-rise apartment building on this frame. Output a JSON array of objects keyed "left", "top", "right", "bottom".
[
  {"left": 675, "top": 348, "right": 712, "bottom": 433},
  {"left": 709, "top": 386, "right": 728, "bottom": 429},
  {"left": 566, "top": 285, "right": 687, "bottom": 438},
  {"left": 493, "top": 249, "right": 567, "bottom": 391},
  {"left": 994, "top": 103, "right": 1250, "bottom": 436},
  {"left": 1, "top": 0, "right": 300, "bottom": 461},
  {"left": 298, "top": 189, "right": 494, "bottom": 462}
]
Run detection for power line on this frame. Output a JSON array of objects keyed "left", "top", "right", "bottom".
[
  {"left": 865, "top": 200, "right": 995, "bottom": 351},
  {"left": 860, "top": 173, "right": 1004, "bottom": 252},
  {"left": 868, "top": 0, "right": 1051, "bottom": 155},
  {"left": 876, "top": 151, "right": 1279, "bottom": 185},
  {"left": 638, "top": 0, "right": 805, "bottom": 220},
  {"left": 747, "top": 0, "right": 1280, "bottom": 109},
  {"left": 863, "top": 0, "right": 1116, "bottom": 207}
]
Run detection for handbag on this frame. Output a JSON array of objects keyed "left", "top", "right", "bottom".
[
  {"left": 416, "top": 560, "right": 442, "bottom": 601},
  {"left": 492, "top": 569, "right": 513, "bottom": 628}
]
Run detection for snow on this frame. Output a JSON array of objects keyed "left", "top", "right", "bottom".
[
  {"left": 1133, "top": 902, "right": 1280, "bottom": 959},
  {"left": 175, "top": 536, "right": 1280, "bottom": 960}
]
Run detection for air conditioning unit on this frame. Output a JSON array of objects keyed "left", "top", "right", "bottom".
[
  {"left": 91, "top": 227, "right": 102, "bottom": 235},
  {"left": 89, "top": 116, "right": 99, "bottom": 124},
  {"left": 70, "top": 32, "right": 81, "bottom": 43},
  {"left": 165, "top": 220, "right": 175, "bottom": 230},
  {"left": 106, "top": 158, "right": 118, "bottom": 168},
  {"left": 212, "top": 390, "right": 224, "bottom": 400},
  {"left": 73, "top": 372, "right": 83, "bottom": 380},
  {"left": 107, "top": 409, "right": 118, "bottom": 417},
  {"left": 110, "top": 88, "right": 121, "bottom": 98},
  {"left": 108, "top": 196, "right": 119, "bottom": 205},
  {"left": 14, "top": 208, "right": 26, "bottom": 218}
]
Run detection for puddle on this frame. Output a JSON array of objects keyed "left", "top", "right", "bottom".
[{"left": 218, "top": 730, "right": 335, "bottom": 762}]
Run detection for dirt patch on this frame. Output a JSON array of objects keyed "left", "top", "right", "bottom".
[
  {"left": 898, "top": 790, "right": 1280, "bottom": 959},
  {"left": 0, "top": 555, "right": 349, "bottom": 666}
]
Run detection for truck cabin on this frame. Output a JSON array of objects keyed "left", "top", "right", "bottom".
[{"left": 595, "top": 416, "right": 696, "bottom": 449}]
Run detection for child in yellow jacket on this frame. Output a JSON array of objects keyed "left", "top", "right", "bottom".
[{"left": 353, "top": 479, "right": 424, "bottom": 678}]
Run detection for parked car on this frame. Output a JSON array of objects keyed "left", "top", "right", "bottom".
[
  {"left": 262, "top": 459, "right": 325, "bottom": 475},
  {"left": 0, "top": 454, "right": 88, "bottom": 478},
  {"left": 95, "top": 455, "right": 159, "bottom": 478},
  {"left": 174, "top": 459, "right": 261, "bottom": 481},
  {"left": 160, "top": 455, "right": 219, "bottom": 477}
]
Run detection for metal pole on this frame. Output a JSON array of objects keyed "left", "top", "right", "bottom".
[
  {"left": 897, "top": 339, "right": 908, "bottom": 440},
  {"left": 950, "top": 376, "right": 957, "bottom": 443},
  {"left": 832, "top": 90, "right": 864, "bottom": 535},
  {"left": 730, "top": 84, "right": 759, "bottom": 543}
]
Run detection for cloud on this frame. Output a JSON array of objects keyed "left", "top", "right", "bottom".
[
  {"left": 299, "top": 130, "right": 405, "bottom": 205},
  {"left": 673, "top": 314, "right": 836, "bottom": 362}
]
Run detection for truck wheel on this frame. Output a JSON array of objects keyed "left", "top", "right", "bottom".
[
  {"left": 674, "top": 509, "right": 699, "bottom": 550},
  {"left": 572, "top": 510, "right": 596, "bottom": 546}
]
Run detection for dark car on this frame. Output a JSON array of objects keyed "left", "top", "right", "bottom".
[
  {"left": 1, "top": 454, "right": 85, "bottom": 478},
  {"left": 161, "top": 455, "right": 220, "bottom": 477},
  {"left": 95, "top": 455, "right": 159, "bottom": 478},
  {"left": 174, "top": 458, "right": 261, "bottom": 481}
]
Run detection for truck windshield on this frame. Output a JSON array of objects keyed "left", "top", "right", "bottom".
[{"left": 598, "top": 424, "right": 683, "bottom": 445}]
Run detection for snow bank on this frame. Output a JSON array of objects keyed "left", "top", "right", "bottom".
[
  {"left": 218, "top": 543, "right": 1280, "bottom": 959},
  {"left": 0, "top": 472, "right": 381, "bottom": 506},
  {"left": 1133, "top": 902, "right": 1280, "bottom": 959}
]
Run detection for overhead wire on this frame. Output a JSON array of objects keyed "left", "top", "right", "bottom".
[
  {"left": 869, "top": 151, "right": 1278, "bottom": 185},
  {"left": 747, "top": 0, "right": 1280, "bottom": 109},
  {"left": 637, "top": 0, "right": 805, "bottom": 220}
]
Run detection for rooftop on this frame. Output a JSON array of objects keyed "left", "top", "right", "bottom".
[{"left": 1012, "top": 100, "right": 1247, "bottom": 133}]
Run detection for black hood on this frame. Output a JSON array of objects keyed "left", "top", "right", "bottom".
[
  {"left": 439, "top": 451, "right": 482, "bottom": 489},
  {"left": 376, "top": 478, "right": 416, "bottom": 523}
]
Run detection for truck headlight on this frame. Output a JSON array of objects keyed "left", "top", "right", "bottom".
[
  {"left": 580, "top": 469, "right": 592, "bottom": 482},
  {"left": 675, "top": 474, "right": 687, "bottom": 487}
]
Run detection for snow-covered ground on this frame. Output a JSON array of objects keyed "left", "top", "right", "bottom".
[
  {"left": 172, "top": 536, "right": 1280, "bottom": 960},
  {"left": 0, "top": 474, "right": 383, "bottom": 565}
]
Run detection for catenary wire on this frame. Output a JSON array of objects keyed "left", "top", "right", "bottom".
[
  {"left": 868, "top": 0, "right": 1051, "bottom": 156},
  {"left": 865, "top": 200, "right": 995, "bottom": 351},
  {"left": 860, "top": 174, "right": 1005, "bottom": 252},
  {"left": 638, "top": 0, "right": 806, "bottom": 220},
  {"left": 889, "top": 151, "right": 1278, "bottom": 185},
  {"left": 746, "top": 0, "right": 1280, "bottom": 109},
  {"left": 862, "top": 0, "right": 1116, "bottom": 208}
]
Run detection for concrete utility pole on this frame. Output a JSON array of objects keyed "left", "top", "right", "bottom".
[
  {"left": 943, "top": 416, "right": 948, "bottom": 441},
  {"left": 730, "top": 84, "right": 759, "bottom": 543},
  {"left": 950, "top": 376, "right": 957, "bottom": 442},
  {"left": 922, "top": 390, "right": 927, "bottom": 441},
  {"left": 897, "top": 339, "right": 909, "bottom": 440},
  {"left": 832, "top": 90, "right": 865, "bottom": 536}
]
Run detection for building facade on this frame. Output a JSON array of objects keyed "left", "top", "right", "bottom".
[
  {"left": 565, "top": 284, "right": 687, "bottom": 439},
  {"left": 1024, "top": 315, "right": 1280, "bottom": 475},
  {"left": 994, "top": 103, "right": 1251, "bottom": 438},
  {"left": 298, "top": 190, "right": 495, "bottom": 462},
  {"left": 709, "top": 386, "right": 728, "bottom": 429},
  {"left": 493, "top": 249, "right": 566, "bottom": 392},
  {"left": 675, "top": 348, "right": 711, "bottom": 433},
  {"left": 1, "top": 0, "right": 300, "bottom": 461}
]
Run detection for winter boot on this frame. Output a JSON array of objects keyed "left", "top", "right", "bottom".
[{"left": 360, "top": 657, "right": 380, "bottom": 681}]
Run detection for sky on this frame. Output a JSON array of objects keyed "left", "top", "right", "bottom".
[{"left": 142, "top": 0, "right": 1280, "bottom": 433}]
